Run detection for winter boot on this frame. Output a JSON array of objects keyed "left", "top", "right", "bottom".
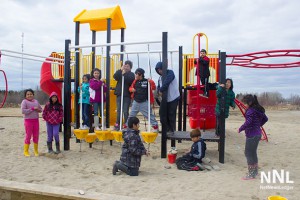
[
  {"left": 24, "top": 144, "right": 30, "bottom": 157},
  {"left": 55, "top": 142, "right": 61, "bottom": 154},
  {"left": 253, "top": 163, "right": 258, "bottom": 177},
  {"left": 94, "top": 116, "right": 100, "bottom": 130},
  {"left": 47, "top": 142, "right": 54, "bottom": 154},
  {"left": 112, "top": 161, "right": 120, "bottom": 175},
  {"left": 33, "top": 143, "right": 39, "bottom": 156},
  {"left": 116, "top": 162, "right": 130, "bottom": 175},
  {"left": 242, "top": 164, "right": 256, "bottom": 180}
]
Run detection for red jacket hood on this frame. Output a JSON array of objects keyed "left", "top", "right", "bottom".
[{"left": 50, "top": 92, "right": 58, "bottom": 99}]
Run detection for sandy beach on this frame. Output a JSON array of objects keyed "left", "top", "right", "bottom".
[{"left": 0, "top": 108, "right": 299, "bottom": 200}]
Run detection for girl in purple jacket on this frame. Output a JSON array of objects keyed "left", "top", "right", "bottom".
[
  {"left": 238, "top": 94, "right": 268, "bottom": 180},
  {"left": 89, "top": 68, "right": 107, "bottom": 130}
]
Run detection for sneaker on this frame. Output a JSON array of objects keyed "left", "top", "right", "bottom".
[
  {"left": 83, "top": 125, "right": 90, "bottom": 130},
  {"left": 114, "top": 123, "right": 119, "bottom": 131},
  {"left": 152, "top": 125, "right": 159, "bottom": 132},
  {"left": 95, "top": 126, "right": 101, "bottom": 131}
]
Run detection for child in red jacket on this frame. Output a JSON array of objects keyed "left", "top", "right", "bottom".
[
  {"left": 42, "top": 92, "right": 63, "bottom": 154},
  {"left": 127, "top": 68, "right": 158, "bottom": 132}
]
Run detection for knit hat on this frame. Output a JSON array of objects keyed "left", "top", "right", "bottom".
[{"left": 135, "top": 68, "right": 145, "bottom": 76}]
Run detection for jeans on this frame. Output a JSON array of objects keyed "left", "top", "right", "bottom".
[
  {"left": 92, "top": 102, "right": 102, "bottom": 116},
  {"left": 201, "top": 77, "right": 209, "bottom": 96},
  {"left": 82, "top": 103, "right": 90, "bottom": 127},
  {"left": 127, "top": 100, "right": 157, "bottom": 126},
  {"left": 164, "top": 98, "right": 178, "bottom": 132},
  {"left": 116, "top": 96, "right": 131, "bottom": 125},
  {"left": 245, "top": 134, "right": 261, "bottom": 165}
]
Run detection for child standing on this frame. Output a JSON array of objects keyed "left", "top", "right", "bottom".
[
  {"left": 175, "top": 129, "right": 206, "bottom": 171},
  {"left": 215, "top": 78, "right": 236, "bottom": 136},
  {"left": 112, "top": 117, "right": 149, "bottom": 176},
  {"left": 21, "top": 89, "right": 42, "bottom": 157},
  {"left": 127, "top": 68, "right": 158, "bottom": 132},
  {"left": 78, "top": 74, "right": 90, "bottom": 129},
  {"left": 238, "top": 94, "right": 268, "bottom": 180},
  {"left": 89, "top": 68, "right": 107, "bottom": 130},
  {"left": 42, "top": 92, "right": 63, "bottom": 154},
  {"left": 113, "top": 60, "right": 135, "bottom": 130},
  {"left": 194, "top": 49, "right": 210, "bottom": 97}
]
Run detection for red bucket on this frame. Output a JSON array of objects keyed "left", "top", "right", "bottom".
[{"left": 168, "top": 153, "right": 177, "bottom": 164}]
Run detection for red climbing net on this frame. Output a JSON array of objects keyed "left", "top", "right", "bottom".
[
  {"left": 0, "top": 51, "right": 8, "bottom": 108},
  {"left": 227, "top": 49, "right": 300, "bottom": 68}
]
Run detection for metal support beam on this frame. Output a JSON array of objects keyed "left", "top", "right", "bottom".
[
  {"left": 161, "top": 32, "right": 168, "bottom": 158},
  {"left": 63, "top": 39, "right": 71, "bottom": 150}
]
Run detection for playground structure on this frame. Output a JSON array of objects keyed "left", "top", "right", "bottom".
[{"left": 1, "top": 5, "right": 300, "bottom": 163}]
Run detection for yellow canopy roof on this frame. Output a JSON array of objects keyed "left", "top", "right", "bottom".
[{"left": 73, "top": 5, "right": 126, "bottom": 31}]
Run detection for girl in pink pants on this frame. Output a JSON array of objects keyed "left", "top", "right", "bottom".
[{"left": 21, "top": 89, "right": 42, "bottom": 157}]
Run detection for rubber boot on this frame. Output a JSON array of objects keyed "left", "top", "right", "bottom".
[
  {"left": 33, "top": 143, "right": 39, "bottom": 157},
  {"left": 116, "top": 162, "right": 130, "bottom": 175},
  {"left": 253, "top": 163, "right": 258, "bottom": 177},
  {"left": 24, "top": 144, "right": 30, "bottom": 157},
  {"left": 47, "top": 142, "right": 54, "bottom": 154},
  {"left": 112, "top": 161, "right": 120, "bottom": 175},
  {"left": 55, "top": 142, "right": 61, "bottom": 154},
  {"left": 242, "top": 164, "right": 256, "bottom": 180},
  {"left": 94, "top": 116, "right": 100, "bottom": 130}
]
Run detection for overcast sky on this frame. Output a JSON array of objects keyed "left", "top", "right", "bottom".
[{"left": 0, "top": 0, "right": 299, "bottom": 98}]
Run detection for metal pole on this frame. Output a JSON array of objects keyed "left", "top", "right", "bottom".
[
  {"left": 161, "top": 32, "right": 168, "bottom": 158},
  {"left": 219, "top": 51, "right": 226, "bottom": 163},
  {"left": 178, "top": 46, "right": 183, "bottom": 131},
  {"left": 63, "top": 39, "right": 72, "bottom": 150},
  {"left": 75, "top": 22, "right": 80, "bottom": 130},
  {"left": 92, "top": 30, "right": 96, "bottom": 69},
  {"left": 105, "top": 19, "right": 111, "bottom": 128},
  {"left": 21, "top": 32, "right": 24, "bottom": 90},
  {"left": 120, "top": 28, "right": 125, "bottom": 63}
]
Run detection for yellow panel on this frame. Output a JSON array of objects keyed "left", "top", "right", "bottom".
[{"left": 73, "top": 5, "right": 126, "bottom": 31}]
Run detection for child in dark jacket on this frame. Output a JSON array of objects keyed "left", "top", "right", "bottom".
[
  {"left": 176, "top": 129, "right": 206, "bottom": 171},
  {"left": 112, "top": 117, "right": 149, "bottom": 176},
  {"left": 194, "top": 49, "right": 210, "bottom": 97},
  {"left": 127, "top": 68, "right": 158, "bottom": 132},
  {"left": 42, "top": 92, "right": 63, "bottom": 154},
  {"left": 238, "top": 94, "right": 268, "bottom": 180},
  {"left": 215, "top": 78, "right": 236, "bottom": 136}
]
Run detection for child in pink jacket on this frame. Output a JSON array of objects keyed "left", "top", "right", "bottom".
[
  {"left": 42, "top": 92, "right": 63, "bottom": 154},
  {"left": 21, "top": 89, "right": 42, "bottom": 157}
]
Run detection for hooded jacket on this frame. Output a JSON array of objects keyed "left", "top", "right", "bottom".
[
  {"left": 155, "top": 62, "right": 180, "bottom": 102},
  {"left": 42, "top": 92, "right": 63, "bottom": 125},
  {"left": 239, "top": 107, "right": 268, "bottom": 138},
  {"left": 120, "top": 129, "right": 147, "bottom": 168}
]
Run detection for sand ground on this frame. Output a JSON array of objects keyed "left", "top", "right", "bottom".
[{"left": 0, "top": 108, "right": 299, "bottom": 200}]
